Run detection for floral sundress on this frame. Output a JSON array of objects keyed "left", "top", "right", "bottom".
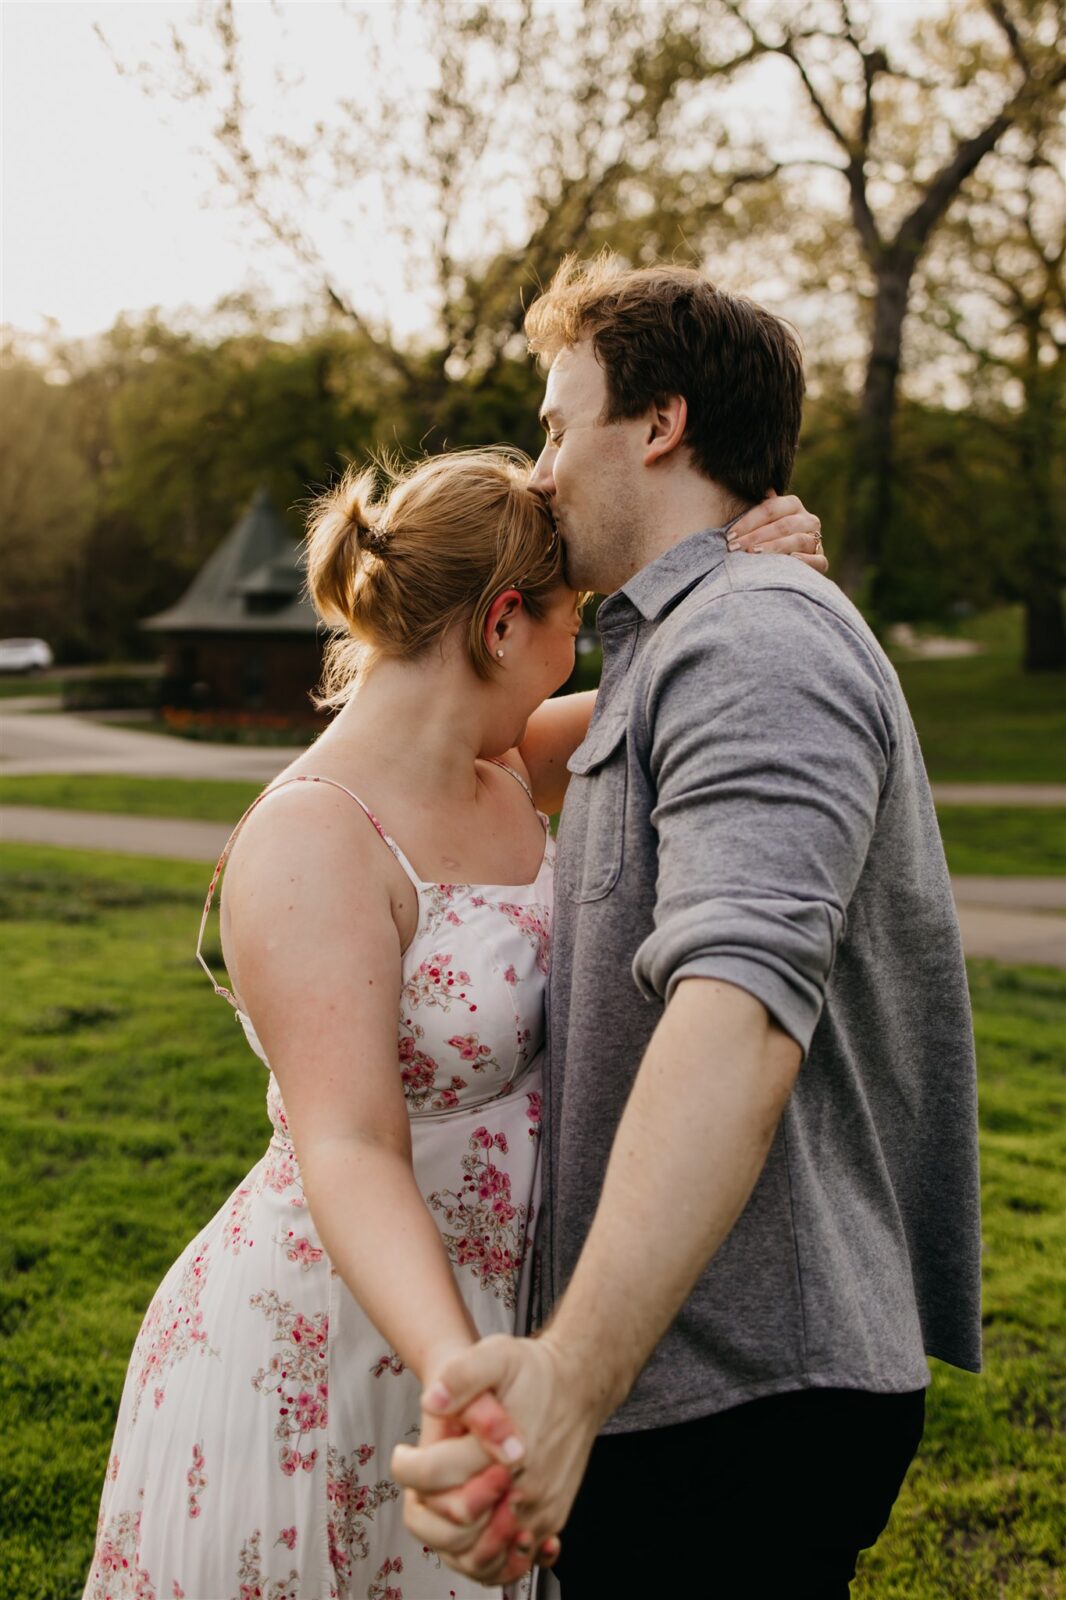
[{"left": 83, "top": 767, "right": 551, "bottom": 1600}]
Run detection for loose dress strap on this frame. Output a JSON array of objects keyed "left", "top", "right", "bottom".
[
  {"left": 195, "top": 773, "right": 423, "bottom": 1007},
  {"left": 485, "top": 757, "right": 537, "bottom": 808}
]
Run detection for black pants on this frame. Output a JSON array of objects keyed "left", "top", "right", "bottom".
[{"left": 553, "top": 1386, "right": 925, "bottom": 1598}]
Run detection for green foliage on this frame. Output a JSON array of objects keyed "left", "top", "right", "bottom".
[
  {"left": 0, "top": 844, "right": 1063, "bottom": 1597},
  {"left": 0, "top": 357, "right": 95, "bottom": 645}
]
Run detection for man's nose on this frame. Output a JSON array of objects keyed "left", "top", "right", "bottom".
[{"left": 529, "top": 448, "right": 555, "bottom": 494}]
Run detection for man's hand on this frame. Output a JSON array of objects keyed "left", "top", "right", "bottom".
[
  {"left": 729, "top": 493, "right": 826, "bottom": 572},
  {"left": 392, "top": 1333, "right": 598, "bottom": 1584}
]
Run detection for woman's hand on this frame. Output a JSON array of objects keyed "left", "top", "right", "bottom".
[{"left": 728, "top": 494, "right": 826, "bottom": 573}]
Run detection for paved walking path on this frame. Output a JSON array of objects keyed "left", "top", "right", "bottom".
[
  {"left": 0, "top": 804, "right": 231, "bottom": 863},
  {"left": 4, "top": 708, "right": 1066, "bottom": 806},
  {"left": 3, "top": 805, "right": 1063, "bottom": 969},
  {"left": 931, "top": 783, "right": 1066, "bottom": 807},
  {"left": 0, "top": 709, "right": 289, "bottom": 782}
]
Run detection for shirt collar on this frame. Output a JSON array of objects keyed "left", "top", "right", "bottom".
[{"left": 609, "top": 524, "right": 733, "bottom": 624}]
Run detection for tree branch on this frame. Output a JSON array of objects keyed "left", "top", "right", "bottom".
[
  {"left": 896, "top": 72, "right": 1058, "bottom": 258},
  {"left": 984, "top": 0, "right": 1030, "bottom": 75}
]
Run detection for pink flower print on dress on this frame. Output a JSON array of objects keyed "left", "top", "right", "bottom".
[
  {"left": 262, "top": 1142, "right": 301, "bottom": 1196},
  {"left": 223, "top": 1185, "right": 254, "bottom": 1255},
  {"left": 427, "top": 1132, "right": 530, "bottom": 1310},
  {"left": 234, "top": 1528, "right": 299, "bottom": 1600},
  {"left": 250, "top": 1291, "right": 329, "bottom": 1473},
  {"left": 397, "top": 1016, "right": 446, "bottom": 1111},
  {"left": 421, "top": 882, "right": 464, "bottom": 936},
  {"left": 503, "top": 964, "right": 518, "bottom": 985},
  {"left": 526, "top": 1090, "right": 542, "bottom": 1140},
  {"left": 130, "top": 1246, "right": 213, "bottom": 1423},
  {"left": 84, "top": 1508, "right": 156, "bottom": 1600},
  {"left": 446, "top": 1033, "right": 499, "bottom": 1073},
  {"left": 371, "top": 1351, "right": 406, "bottom": 1377},
  {"left": 172, "top": 1584, "right": 185, "bottom": 1599},
  {"left": 368, "top": 1554, "right": 406, "bottom": 1600},
  {"left": 401, "top": 953, "right": 477, "bottom": 1014},
  {"left": 281, "top": 1231, "right": 324, "bottom": 1271},
  {"left": 279, "top": 1444, "right": 319, "bottom": 1476},
  {"left": 276, "top": 1526, "right": 298, "bottom": 1551},
  {"left": 187, "top": 1441, "right": 207, "bottom": 1519},
  {"left": 326, "top": 1444, "right": 400, "bottom": 1592},
  {"left": 430, "top": 1076, "right": 467, "bottom": 1112},
  {"left": 495, "top": 901, "right": 551, "bottom": 975},
  {"left": 266, "top": 1072, "right": 291, "bottom": 1141}
]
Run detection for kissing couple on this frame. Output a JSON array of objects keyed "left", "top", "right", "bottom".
[{"left": 84, "top": 257, "right": 980, "bottom": 1600}]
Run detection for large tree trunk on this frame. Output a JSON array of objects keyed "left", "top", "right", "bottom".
[
  {"left": 1019, "top": 356, "right": 1066, "bottom": 672},
  {"left": 839, "top": 254, "right": 915, "bottom": 609},
  {"left": 1023, "top": 584, "right": 1066, "bottom": 671}
]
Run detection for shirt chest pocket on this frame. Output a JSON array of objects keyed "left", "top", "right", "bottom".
[{"left": 565, "top": 714, "right": 629, "bottom": 902}]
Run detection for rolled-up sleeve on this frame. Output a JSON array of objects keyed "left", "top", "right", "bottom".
[{"left": 632, "top": 588, "right": 895, "bottom": 1052}]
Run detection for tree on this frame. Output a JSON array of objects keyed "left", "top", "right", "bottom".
[
  {"left": 923, "top": 113, "right": 1065, "bottom": 669},
  {"left": 0, "top": 345, "right": 94, "bottom": 646},
  {"left": 97, "top": 0, "right": 712, "bottom": 443},
  {"left": 686, "top": 0, "right": 1066, "bottom": 609},
  {"left": 96, "top": 0, "right": 1064, "bottom": 633}
]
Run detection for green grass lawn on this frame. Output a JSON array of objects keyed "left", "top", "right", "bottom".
[
  {"left": 0, "top": 676, "right": 63, "bottom": 699},
  {"left": 891, "top": 605, "right": 1066, "bottom": 786},
  {"left": 0, "top": 773, "right": 262, "bottom": 822},
  {"left": 0, "top": 843, "right": 1063, "bottom": 1598},
  {"left": 937, "top": 808, "right": 1066, "bottom": 878}
]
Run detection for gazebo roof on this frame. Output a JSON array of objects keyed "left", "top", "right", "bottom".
[{"left": 143, "top": 487, "right": 320, "bottom": 635}]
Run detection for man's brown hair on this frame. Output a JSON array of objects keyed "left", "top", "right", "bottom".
[{"left": 525, "top": 255, "right": 805, "bottom": 505}]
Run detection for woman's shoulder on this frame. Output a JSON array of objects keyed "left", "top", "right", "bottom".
[{"left": 223, "top": 773, "right": 396, "bottom": 892}]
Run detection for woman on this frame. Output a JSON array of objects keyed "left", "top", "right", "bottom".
[{"left": 84, "top": 448, "right": 823, "bottom": 1600}]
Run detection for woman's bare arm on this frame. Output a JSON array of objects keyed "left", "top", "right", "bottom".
[
  {"left": 514, "top": 689, "right": 597, "bottom": 814},
  {"left": 221, "top": 784, "right": 481, "bottom": 1383}
]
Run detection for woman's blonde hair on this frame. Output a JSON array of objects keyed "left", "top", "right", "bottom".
[{"left": 304, "top": 447, "right": 564, "bottom": 708}]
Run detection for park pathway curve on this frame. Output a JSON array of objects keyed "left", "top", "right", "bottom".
[
  {"left": 3, "top": 707, "right": 1066, "bottom": 806},
  {"left": 2, "top": 804, "right": 1063, "bottom": 970}
]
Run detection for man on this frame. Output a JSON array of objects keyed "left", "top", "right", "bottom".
[{"left": 394, "top": 258, "right": 982, "bottom": 1595}]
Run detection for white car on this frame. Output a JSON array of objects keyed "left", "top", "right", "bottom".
[{"left": 0, "top": 637, "right": 54, "bottom": 673}]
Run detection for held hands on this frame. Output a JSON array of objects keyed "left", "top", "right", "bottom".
[
  {"left": 731, "top": 494, "right": 826, "bottom": 571},
  {"left": 392, "top": 1333, "right": 601, "bottom": 1587}
]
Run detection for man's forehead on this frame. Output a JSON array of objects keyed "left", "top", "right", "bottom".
[{"left": 540, "top": 341, "right": 604, "bottom": 418}]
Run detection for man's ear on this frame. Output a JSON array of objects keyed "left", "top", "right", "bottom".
[
  {"left": 484, "top": 588, "right": 524, "bottom": 655},
  {"left": 643, "top": 395, "right": 688, "bottom": 467}
]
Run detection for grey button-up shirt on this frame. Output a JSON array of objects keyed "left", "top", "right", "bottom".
[{"left": 543, "top": 527, "right": 981, "bottom": 1435}]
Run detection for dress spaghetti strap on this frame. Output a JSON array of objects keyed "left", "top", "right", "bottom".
[
  {"left": 195, "top": 774, "right": 422, "bottom": 1007},
  {"left": 485, "top": 756, "right": 537, "bottom": 807}
]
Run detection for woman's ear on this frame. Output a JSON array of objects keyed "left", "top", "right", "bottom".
[{"left": 484, "top": 589, "right": 524, "bottom": 657}]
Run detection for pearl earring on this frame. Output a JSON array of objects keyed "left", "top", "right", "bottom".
[{"left": 496, "top": 649, "right": 504, "bottom": 658}]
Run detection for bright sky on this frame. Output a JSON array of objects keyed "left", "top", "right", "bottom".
[{"left": 2, "top": 0, "right": 948, "bottom": 346}]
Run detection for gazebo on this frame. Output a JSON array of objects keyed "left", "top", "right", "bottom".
[{"left": 143, "top": 487, "right": 324, "bottom": 716}]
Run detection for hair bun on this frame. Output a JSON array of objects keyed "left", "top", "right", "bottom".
[{"left": 356, "top": 520, "right": 389, "bottom": 557}]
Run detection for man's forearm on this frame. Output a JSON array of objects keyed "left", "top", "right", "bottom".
[{"left": 542, "top": 977, "right": 802, "bottom": 1424}]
